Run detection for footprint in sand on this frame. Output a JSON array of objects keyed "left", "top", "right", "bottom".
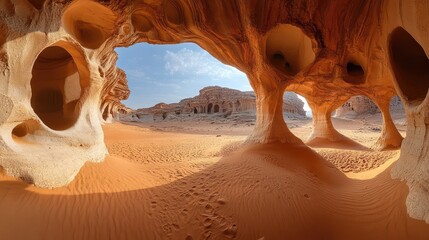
[
  {"left": 205, "top": 203, "right": 214, "bottom": 213},
  {"left": 203, "top": 217, "right": 212, "bottom": 228},
  {"left": 223, "top": 224, "right": 238, "bottom": 238}
]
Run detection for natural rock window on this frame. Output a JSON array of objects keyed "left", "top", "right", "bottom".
[
  {"left": 389, "top": 27, "right": 429, "bottom": 104},
  {"left": 31, "top": 44, "right": 85, "bottom": 130},
  {"left": 333, "top": 95, "right": 404, "bottom": 149}
]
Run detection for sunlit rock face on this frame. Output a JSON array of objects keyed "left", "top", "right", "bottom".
[
  {"left": 335, "top": 96, "right": 381, "bottom": 117},
  {"left": 0, "top": 0, "right": 428, "bottom": 224},
  {"left": 0, "top": 2, "right": 110, "bottom": 188},
  {"left": 335, "top": 96, "right": 403, "bottom": 117},
  {"left": 126, "top": 86, "right": 306, "bottom": 121}
]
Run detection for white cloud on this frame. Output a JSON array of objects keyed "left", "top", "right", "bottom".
[{"left": 164, "top": 48, "right": 245, "bottom": 79}]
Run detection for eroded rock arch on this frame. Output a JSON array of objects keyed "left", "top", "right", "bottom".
[
  {"left": 0, "top": 0, "right": 427, "bottom": 225},
  {"left": 31, "top": 41, "right": 89, "bottom": 130}
]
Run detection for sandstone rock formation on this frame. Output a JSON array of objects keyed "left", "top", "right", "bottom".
[
  {"left": 335, "top": 95, "right": 403, "bottom": 117},
  {"left": 126, "top": 86, "right": 306, "bottom": 121},
  {"left": 0, "top": 0, "right": 427, "bottom": 224},
  {"left": 100, "top": 65, "right": 131, "bottom": 123}
]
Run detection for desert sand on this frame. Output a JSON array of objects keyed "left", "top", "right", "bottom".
[
  {"left": 1, "top": 115, "right": 427, "bottom": 239},
  {"left": 1, "top": 0, "right": 429, "bottom": 238}
]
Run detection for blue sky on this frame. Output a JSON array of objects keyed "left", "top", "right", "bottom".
[
  {"left": 116, "top": 43, "right": 310, "bottom": 112},
  {"left": 116, "top": 43, "right": 251, "bottom": 109}
]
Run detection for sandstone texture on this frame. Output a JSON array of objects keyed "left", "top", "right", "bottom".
[
  {"left": 125, "top": 86, "right": 306, "bottom": 121},
  {"left": 0, "top": 0, "right": 427, "bottom": 224}
]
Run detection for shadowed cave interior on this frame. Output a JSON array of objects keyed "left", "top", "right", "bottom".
[
  {"left": 389, "top": 27, "right": 429, "bottom": 104},
  {"left": 31, "top": 44, "right": 84, "bottom": 131}
]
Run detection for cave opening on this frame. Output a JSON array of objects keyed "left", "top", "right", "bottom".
[
  {"left": 333, "top": 95, "right": 405, "bottom": 146},
  {"left": 115, "top": 42, "right": 251, "bottom": 121},
  {"left": 31, "top": 43, "right": 86, "bottom": 131},
  {"left": 283, "top": 92, "right": 310, "bottom": 118},
  {"left": 214, "top": 104, "right": 220, "bottom": 113},
  {"left": 282, "top": 91, "right": 312, "bottom": 140},
  {"left": 389, "top": 27, "right": 429, "bottom": 104}
]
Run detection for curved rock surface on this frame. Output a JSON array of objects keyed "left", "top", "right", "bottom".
[{"left": 0, "top": 0, "right": 427, "bottom": 224}]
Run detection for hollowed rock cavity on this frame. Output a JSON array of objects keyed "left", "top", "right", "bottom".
[
  {"left": 11, "top": 120, "right": 38, "bottom": 140},
  {"left": 62, "top": 1, "right": 117, "bottom": 49},
  {"left": 31, "top": 44, "right": 85, "bottom": 130},
  {"left": 12, "top": 123, "right": 28, "bottom": 138},
  {"left": 266, "top": 24, "right": 315, "bottom": 76},
  {"left": 343, "top": 61, "right": 365, "bottom": 84},
  {"left": 389, "top": 27, "right": 429, "bottom": 103}
]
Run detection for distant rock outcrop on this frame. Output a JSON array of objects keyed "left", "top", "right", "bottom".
[
  {"left": 124, "top": 86, "right": 306, "bottom": 121},
  {"left": 335, "top": 96, "right": 403, "bottom": 117}
]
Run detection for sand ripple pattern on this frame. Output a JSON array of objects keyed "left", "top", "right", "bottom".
[{"left": 315, "top": 149, "right": 398, "bottom": 173}]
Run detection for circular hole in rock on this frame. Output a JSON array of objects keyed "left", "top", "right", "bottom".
[
  {"left": 343, "top": 61, "right": 365, "bottom": 84},
  {"left": 346, "top": 62, "right": 364, "bottom": 76},
  {"left": 11, "top": 120, "right": 39, "bottom": 143},
  {"left": 12, "top": 123, "right": 28, "bottom": 138},
  {"left": 389, "top": 27, "right": 429, "bottom": 104},
  {"left": 31, "top": 43, "right": 87, "bottom": 130},
  {"left": 61, "top": 1, "right": 116, "bottom": 49},
  {"left": 266, "top": 24, "right": 316, "bottom": 76}
]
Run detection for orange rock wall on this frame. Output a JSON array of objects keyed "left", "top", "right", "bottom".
[{"left": 0, "top": 0, "right": 428, "bottom": 223}]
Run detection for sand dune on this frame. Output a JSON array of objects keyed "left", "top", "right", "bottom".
[{"left": 0, "top": 123, "right": 427, "bottom": 239}]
